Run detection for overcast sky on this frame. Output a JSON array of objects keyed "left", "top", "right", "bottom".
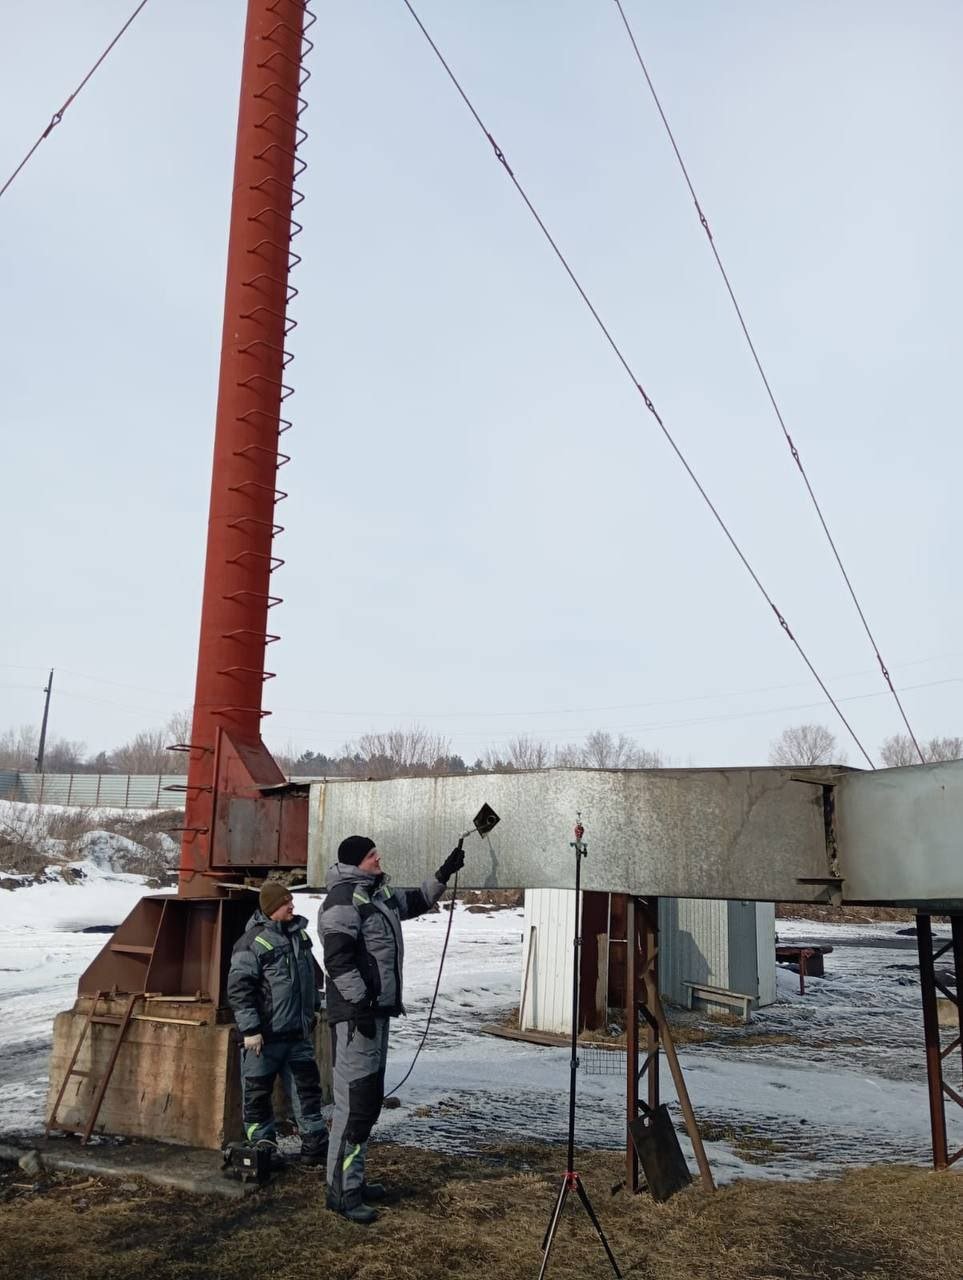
[{"left": 1, "top": 0, "right": 961, "bottom": 769}]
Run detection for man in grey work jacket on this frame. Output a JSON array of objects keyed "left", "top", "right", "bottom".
[
  {"left": 227, "top": 880, "right": 328, "bottom": 1166},
  {"left": 321, "top": 834, "right": 464, "bottom": 1223}
]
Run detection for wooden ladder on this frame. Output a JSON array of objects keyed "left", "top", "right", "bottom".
[{"left": 46, "top": 991, "right": 140, "bottom": 1144}]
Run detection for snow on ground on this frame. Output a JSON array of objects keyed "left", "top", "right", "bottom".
[
  {"left": 1, "top": 858, "right": 958, "bottom": 1184},
  {"left": 0, "top": 861, "right": 170, "bottom": 1130},
  {"left": 367, "top": 905, "right": 963, "bottom": 1182}
]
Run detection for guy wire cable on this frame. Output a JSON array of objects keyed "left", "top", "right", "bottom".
[
  {"left": 0, "top": 0, "right": 151, "bottom": 203},
  {"left": 398, "top": 0, "right": 876, "bottom": 769},
  {"left": 610, "top": 0, "right": 925, "bottom": 764}
]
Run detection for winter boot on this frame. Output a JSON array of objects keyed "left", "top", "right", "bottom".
[
  {"left": 300, "top": 1130, "right": 329, "bottom": 1168},
  {"left": 326, "top": 1190, "right": 378, "bottom": 1225}
]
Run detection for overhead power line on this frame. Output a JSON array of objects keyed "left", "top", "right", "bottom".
[
  {"left": 610, "top": 0, "right": 924, "bottom": 765},
  {"left": 3, "top": 645, "right": 962, "bottom": 720},
  {"left": 0, "top": 0, "right": 150, "bottom": 203},
  {"left": 266, "top": 674, "right": 960, "bottom": 751},
  {"left": 397, "top": 0, "right": 876, "bottom": 769}
]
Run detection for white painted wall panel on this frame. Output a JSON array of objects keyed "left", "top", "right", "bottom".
[
  {"left": 521, "top": 889, "right": 576, "bottom": 1034},
  {"left": 755, "top": 902, "right": 777, "bottom": 1007}
]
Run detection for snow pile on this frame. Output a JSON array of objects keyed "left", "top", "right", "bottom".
[{"left": 0, "top": 800, "right": 179, "bottom": 885}]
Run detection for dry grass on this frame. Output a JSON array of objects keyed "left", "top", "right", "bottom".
[
  {"left": 776, "top": 903, "right": 918, "bottom": 924},
  {"left": 2, "top": 1145, "right": 961, "bottom": 1280}
]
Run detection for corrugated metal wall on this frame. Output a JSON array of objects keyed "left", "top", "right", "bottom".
[
  {"left": 523, "top": 890, "right": 777, "bottom": 1031},
  {"left": 658, "top": 897, "right": 731, "bottom": 1004},
  {"left": 0, "top": 772, "right": 186, "bottom": 809},
  {"left": 657, "top": 898, "right": 775, "bottom": 1007}
]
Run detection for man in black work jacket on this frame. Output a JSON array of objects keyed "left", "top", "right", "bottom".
[
  {"left": 227, "top": 879, "right": 328, "bottom": 1166},
  {"left": 321, "top": 834, "right": 464, "bottom": 1223}
]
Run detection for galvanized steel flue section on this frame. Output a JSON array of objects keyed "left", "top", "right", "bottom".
[
  {"left": 182, "top": 0, "right": 307, "bottom": 883},
  {"left": 834, "top": 759, "right": 963, "bottom": 909},
  {"left": 307, "top": 768, "right": 835, "bottom": 902}
]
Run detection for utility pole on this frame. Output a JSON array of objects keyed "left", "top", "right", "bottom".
[{"left": 35, "top": 668, "right": 54, "bottom": 773}]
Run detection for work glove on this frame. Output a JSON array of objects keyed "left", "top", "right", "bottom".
[
  {"left": 243, "top": 1033, "right": 264, "bottom": 1056},
  {"left": 435, "top": 846, "right": 466, "bottom": 884}
]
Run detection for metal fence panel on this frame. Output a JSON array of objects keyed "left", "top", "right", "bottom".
[{"left": 0, "top": 772, "right": 186, "bottom": 809}]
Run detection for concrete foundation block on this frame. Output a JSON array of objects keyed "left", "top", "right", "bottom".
[{"left": 47, "top": 996, "right": 332, "bottom": 1151}]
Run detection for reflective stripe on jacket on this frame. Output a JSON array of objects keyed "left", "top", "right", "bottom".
[
  {"left": 320, "top": 862, "right": 444, "bottom": 1023},
  {"left": 227, "top": 909, "right": 322, "bottom": 1040}
]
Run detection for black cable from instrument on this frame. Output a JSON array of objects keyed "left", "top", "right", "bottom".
[{"left": 384, "top": 870, "right": 459, "bottom": 1098}]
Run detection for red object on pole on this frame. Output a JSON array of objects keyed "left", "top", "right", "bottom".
[{"left": 180, "top": 0, "right": 312, "bottom": 895}]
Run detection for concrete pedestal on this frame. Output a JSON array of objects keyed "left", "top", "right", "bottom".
[{"left": 47, "top": 995, "right": 332, "bottom": 1151}]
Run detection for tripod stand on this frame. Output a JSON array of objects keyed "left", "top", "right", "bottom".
[{"left": 538, "top": 816, "right": 622, "bottom": 1280}]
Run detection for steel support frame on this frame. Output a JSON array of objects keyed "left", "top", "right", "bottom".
[
  {"left": 916, "top": 912, "right": 963, "bottom": 1168},
  {"left": 624, "top": 896, "right": 714, "bottom": 1193}
]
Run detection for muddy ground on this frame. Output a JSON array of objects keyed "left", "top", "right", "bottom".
[{"left": 2, "top": 1143, "right": 961, "bottom": 1280}]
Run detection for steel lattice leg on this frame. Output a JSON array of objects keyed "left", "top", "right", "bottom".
[{"left": 916, "top": 912, "right": 963, "bottom": 1169}]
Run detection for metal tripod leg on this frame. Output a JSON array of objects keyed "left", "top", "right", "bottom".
[
  {"left": 538, "top": 1175, "right": 571, "bottom": 1271},
  {"left": 539, "top": 1172, "right": 622, "bottom": 1280},
  {"left": 574, "top": 1174, "right": 623, "bottom": 1277}
]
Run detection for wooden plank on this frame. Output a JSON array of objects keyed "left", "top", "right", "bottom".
[
  {"left": 479, "top": 1023, "right": 624, "bottom": 1052},
  {"left": 131, "top": 1014, "right": 204, "bottom": 1027},
  {"left": 518, "top": 926, "right": 537, "bottom": 1031}
]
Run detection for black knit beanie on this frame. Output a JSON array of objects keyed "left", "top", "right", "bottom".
[{"left": 338, "top": 835, "right": 376, "bottom": 867}]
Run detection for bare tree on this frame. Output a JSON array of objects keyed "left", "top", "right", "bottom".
[
  {"left": 42, "top": 738, "right": 88, "bottom": 773},
  {"left": 552, "top": 742, "right": 582, "bottom": 768},
  {"left": 165, "top": 709, "right": 193, "bottom": 749},
  {"left": 506, "top": 735, "right": 552, "bottom": 769},
  {"left": 1, "top": 725, "right": 94, "bottom": 774},
  {"left": 879, "top": 733, "right": 919, "bottom": 767},
  {"left": 574, "top": 731, "right": 664, "bottom": 769},
  {"left": 769, "top": 723, "right": 843, "bottom": 766},
  {"left": 272, "top": 740, "right": 302, "bottom": 777},
  {"left": 880, "top": 733, "right": 963, "bottom": 766},
  {"left": 352, "top": 726, "right": 454, "bottom": 779},
  {"left": 583, "top": 730, "right": 627, "bottom": 768},
  {"left": 0, "top": 725, "right": 39, "bottom": 770},
  {"left": 109, "top": 711, "right": 194, "bottom": 775},
  {"left": 111, "top": 728, "right": 171, "bottom": 774},
  {"left": 477, "top": 748, "right": 514, "bottom": 773}
]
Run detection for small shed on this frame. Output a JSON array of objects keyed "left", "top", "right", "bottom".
[{"left": 519, "top": 890, "right": 776, "bottom": 1034}]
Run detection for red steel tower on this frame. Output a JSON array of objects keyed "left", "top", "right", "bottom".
[
  {"left": 47, "top": 0, "right": 319, "bottom": 1149},
  {"left": 73, "top": 0, "right": 314, "bottom": 1010},
  {"left": 179, "top": 0, "right": 313, "bottom": 896}
]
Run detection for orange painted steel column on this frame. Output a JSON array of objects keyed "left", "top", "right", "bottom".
[{"left": 180, "top": 0, "right": 309, "bottom": 894}]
